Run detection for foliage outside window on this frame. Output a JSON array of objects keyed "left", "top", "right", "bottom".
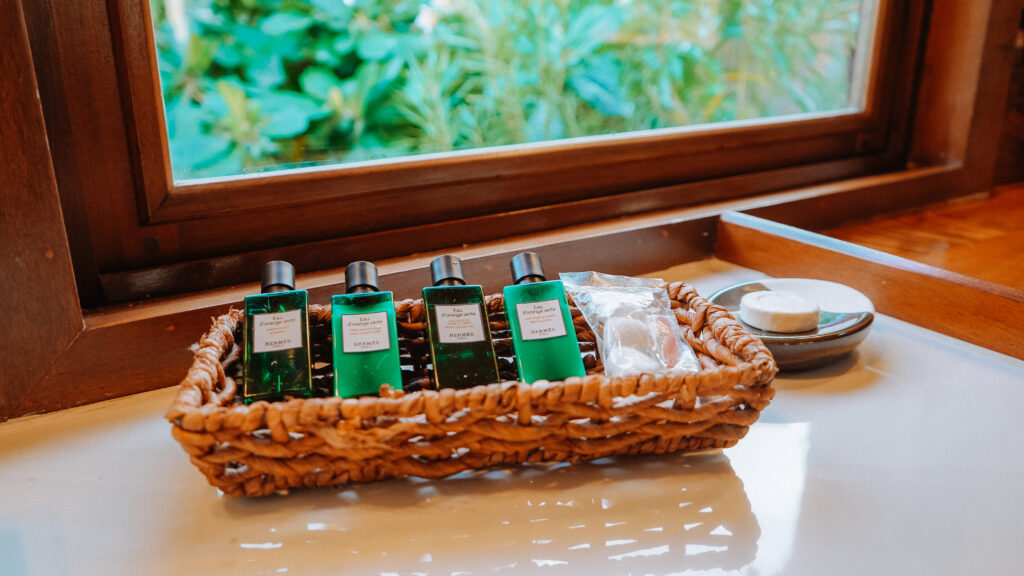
[{"left": 153, "top": 0, "right": 864, "bottom": 180}]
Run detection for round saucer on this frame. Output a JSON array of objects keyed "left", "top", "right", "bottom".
[{"left": 708, "top": 278, "right": 874, "bottom": 371}]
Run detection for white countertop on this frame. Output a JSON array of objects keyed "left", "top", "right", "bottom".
[{"left": 2, "top": 258, "right": 1023, "bottom": 575}]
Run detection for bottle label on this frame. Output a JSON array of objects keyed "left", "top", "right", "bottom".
[
  {"left": 515, "top": 299, "right": 568, "bottom": 341},
  {"left": 341, "top": 311, "right": 391, "bottom": 354},
  {"left": 435, "top": 304, "right": 487, "bottom": 344},
  {"left": 252, "top": 309, "right": 304, "bottom": 353}
]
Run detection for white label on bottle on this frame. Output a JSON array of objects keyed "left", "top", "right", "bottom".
[
  {"left": 342, "top": 311, "right": 391, "bottom": 353},
  {"left": 435, "top": 304, "right": 486, "bottom": 343},
  {"left": 252, "top": 309, "right": 303, "bottom": 353},
  {"left": 516, "top": 299, "right": 568, "bottom": 341}
]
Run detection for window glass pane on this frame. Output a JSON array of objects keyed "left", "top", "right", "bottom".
[{"left": 150, "top": 0, "right": 871, "bottom": 180}]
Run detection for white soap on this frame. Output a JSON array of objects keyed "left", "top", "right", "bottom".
[
  {"left": 604, "top": 317, "right": 654, "bottom": 350},
  {"left": 602, "top": 317, "right": 662, "bottom": 377},
  {"left": 739, "top": 290, "right": 820, "bottom": 333}
]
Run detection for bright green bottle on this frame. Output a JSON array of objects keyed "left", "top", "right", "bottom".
[
  {"left": 331, "top": 261, "right": 403, "bottom": 398},
  {"left": 242, "top": 260, "right": 313, "bottom": 404},
  {"left": 503, "top": 252, "right": 586, "bottom": 383},
  {"left": 422, "top": 255, "right": 500, "bottom": 390}
]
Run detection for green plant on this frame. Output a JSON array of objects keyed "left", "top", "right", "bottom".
[{"left": 151, "top": 0, "right": 863, "bottom": 179}]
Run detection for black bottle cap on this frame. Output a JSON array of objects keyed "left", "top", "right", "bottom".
[
  {"left": 430, "top": 255, "right": 466, "bottom": 286},
  {"left": 261, "top": 260, "right": 295, "bottom": 293},
  {"left": 510, "top": 252, "right": 546, "bottom": 285},
  {"left": 345, "top": 261, "right": 379, "bottom": 294}
]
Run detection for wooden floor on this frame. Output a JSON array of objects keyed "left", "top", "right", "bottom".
[{"left": 823, "top": 184, "right": 1024, "bottom": 288}]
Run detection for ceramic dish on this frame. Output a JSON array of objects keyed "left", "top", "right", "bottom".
[{"left": 708, "top": 278, "right": 874, "bottom": 371}]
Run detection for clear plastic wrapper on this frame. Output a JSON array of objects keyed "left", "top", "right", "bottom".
[{"left": 559, "top": 272, "right": 701, "bottom": 378}]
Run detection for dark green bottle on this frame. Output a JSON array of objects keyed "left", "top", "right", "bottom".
[
  {"left": 422, "top": 255, "right": 500, "bottom": 390},
  {"left": 242, "top": 260, "right": 313, "bottom": 404},
  {"left": 503, "top": 252, "right": 586, "bottom": 383},
  {"left": 331, "top": 261, "right": 403, "bottom": 398}
]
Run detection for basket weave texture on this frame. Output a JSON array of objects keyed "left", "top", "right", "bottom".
[{"left": 167, "top": 281, "right": 776, "bottom": 497}]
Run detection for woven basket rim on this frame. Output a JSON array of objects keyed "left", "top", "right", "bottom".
[{"left": 167, "top": 281, "right": 776, "bottom": 423}]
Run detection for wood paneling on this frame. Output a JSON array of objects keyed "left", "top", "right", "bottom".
[
  {"left": 18, "top": 0, "right": 104, "bottom": 304},
  {"left": 716, "top": 212, "right": 1024, "bottom": 359},
  {"left": 0, "top": 0, "right": 83, "bottom": 417},
  {"left": 21, "top": 0, "right": 144, "bottom": 293},
  {"left": 912, "top": 0, "right": 1021, "bottom": 190},
  {"left": 995, "top": 14, "right": 1024, "bottom": 186}
]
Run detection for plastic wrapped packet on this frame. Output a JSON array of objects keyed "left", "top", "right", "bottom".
[{"left": 560, "top": 272, "right": 701, "bottom": 378}]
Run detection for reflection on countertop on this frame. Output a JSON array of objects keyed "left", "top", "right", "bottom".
[{"left": 215, "top": 451, "right": 763, "bottom": 575}]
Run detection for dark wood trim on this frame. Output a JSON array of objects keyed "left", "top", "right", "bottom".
[
  {"left": 20, "top": 0, "right": 105, "bottom": 304},
  {"left": 715, "top": 212, "right": 1024, "bottom": 359},
  {"left": 957, "top": 0, "right": 1023, "bottom": 189},
  {"left": 911, "top": 0, "right": 1021, "bottom": 186},
  {"left": 101, "top": 153, "right": 891, "bottom": 302},
  {"left": 0, "top": 0, "right": 84, "bottom": 418},
  {"left": 106, "top": 0, "right": 173, "bottom": 223},
  {"left": 91, "top": 130, "right": 887, "bottom": 274},
  {"left": 741, "top": 165, "right": 960, "bottom": 231},
  {"left": 154, "top": 112, "right": 878, "bottom": 221},
  {"left": 871, "top": 0, "right": 932, "bottom": 165},
  {"left": 21, "top": 0, "right": 145, "bottom": 288}
]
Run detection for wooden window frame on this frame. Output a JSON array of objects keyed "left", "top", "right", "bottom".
[
  {"left": 3, "top": 0, "right": 1020, "bottom": 422},
  {"left": 118, "top": 0, "right": 903, "bottom": 225},
  {"left": 33, "top": 0, "right": 922, "bottom": 304}
]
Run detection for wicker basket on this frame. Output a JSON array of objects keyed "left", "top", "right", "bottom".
[{"left": 166, "top": 281, "right": 776, "bottom": 497}]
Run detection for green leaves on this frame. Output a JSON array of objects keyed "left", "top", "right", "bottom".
[
  {"left": 356, "top": 31, "right": 398, "bottom": 61},
  {"left": 164, "top": 96, "right": 234, "bottom": 178},
  {"left": 569, "top": 56, "right": 634, "bottom": 119},
  {"left": 299, "top": 66, "right": 343, "bottom": 101},
  {"left": 526, "top": 100, "right": 563, "bottom": 142},
  {"left": 261, "top": 91, "right": 329, "bottom": 138},
  {"left": 153, "top": 0, "right": 864, "bottom": 180},
  {"left": 249, "top": 54, "right": 286, "bottom": 88},
  {"left": 565, "top": 4, "right": 625, "bottom": 65},
  {"left": 170, "top": 135, "right": 234, "bottom": 172},
  {"left": 310, "top": 0, "right": 352, "bottom": 28},
  {"left": 260, "top": 12, "right": 313, "bottom": 35},
  {"left": 184, "top": 34, "right": 217, "bottom": 73}
]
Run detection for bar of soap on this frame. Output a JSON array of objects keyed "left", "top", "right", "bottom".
[
  {"left": 604, "top": 316, "right": 655, "bottom": 350},
  {"left": 740, "top": 290, "right": 820, "bottom": 333},
  {"left": 603, "top": 317, "right": 662, "bottom": 376}
]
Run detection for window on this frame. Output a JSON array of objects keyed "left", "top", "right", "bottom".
[
  {"left": 30, "top": 0, "right": 922, "bottom": 304},
  {"left": 150, "top": 0, "right": 870, "bottom": 180}
]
